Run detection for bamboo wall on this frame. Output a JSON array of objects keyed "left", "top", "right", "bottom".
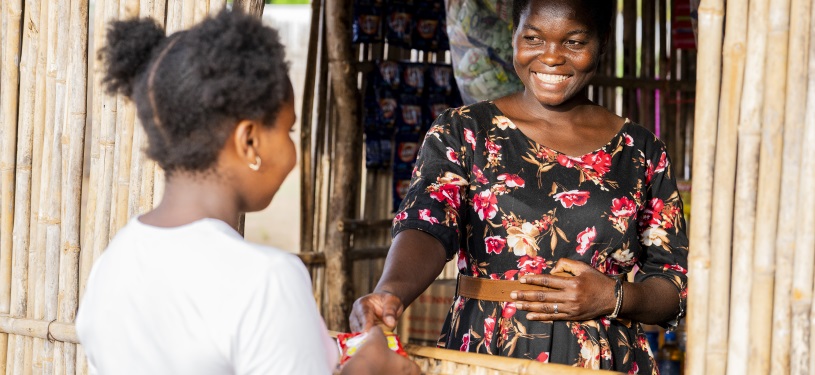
[
  {"left": 686, "top": 0, "right": 815, "bottom": 375},
  {"left": 0, "top": 0, "right": 226, "bottom": 373}
]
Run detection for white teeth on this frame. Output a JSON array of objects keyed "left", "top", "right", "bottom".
[{"left": 534, "top": 72, "right": 569, "bottom": 84}]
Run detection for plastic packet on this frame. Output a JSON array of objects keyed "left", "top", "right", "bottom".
[{"left": 336, "top": 329, "right": 408, "bottom": 365}]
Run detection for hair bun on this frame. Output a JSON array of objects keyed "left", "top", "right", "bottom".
[{"left": 100, "top": 18, "right": 166, "bottom": 97}]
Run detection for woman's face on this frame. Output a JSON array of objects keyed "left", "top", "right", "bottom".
[
  {"left": 512, "top": 0, "right": 603, "bottom": 107},
  {"left": 248, "top": 96, "right": 297, "bottom": 211}
]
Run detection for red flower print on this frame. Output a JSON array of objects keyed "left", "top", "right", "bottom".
[
  {"left": 624, "top": 133, "right": 634, "bottom": 146},
  {"left": 497, "top": 173, "right": 525, "bottom": 188},
  {"left": 663, "top": 263, "right": 688, "bottom": 274},
  {"left": 472, "top": 165, "right": 488, "bottom": 184},
  {"left": 503, "top": 269, "right": 519, "bottom": 280},
  {"left": 581, "top": 150, "right": 612, "bottom": 175},
  {"left": 557, "top": 154, "right": 580, "bottom": 168},
  {"left": 517, "top": 255, "right": 547, "bottom": 275},
  {"left": 645, "top": 160, "right": 655, "bottom": 185},
  {"left": 484, "top": 317, "right": 496, "bottom": 347},
  {"left": 611, "top": 197, "right": 637, "bottom": 218},
  {"left": 393, "top": 211, "right": 407, "bottom": 223},
  {"left": 419, "top": 209, "right": 439, "bottom": 224},
  {"left": 485, "top": 236, "right": 506, "bottom": 255},
  {"left": 655, "top": 151, "right": 668, "bottom": 173},
  {"left": 429, "top": 183, "right": 462, "bottom": 210},
  {"left": 576, "top": 226, "right": 597, "bottom": 255},
  {"left": 460, "top": 332, "right": 470, "bottom": 352},
  {"left": 446, "top": 147, "right": 461, "bottom": 165},
  {"left": 485, "top": 139, "right": 502, "bottom": 154},
  {"left": 639, "top": 198, "right": 665, "bottom": 227},
  {"left": 457, "top": 249, "right": 467, "bottom": 272},
  {"left": 473, "top": 190, "right": 499, "bottom": 220},
  {"left": 536, "top": 351, "right": 550, "bottom": 363},
  {"left": 464, "top": 128, "right": 476, "bottom": 150},
  {"left": 553, "top": 190, "right": 591, "bottom": 208},
  {"left": 628, "top": 361, "right": 639, "bottom": 374},
  {"left": 501, "top": 302, "right": 517, "bottom": 319}
]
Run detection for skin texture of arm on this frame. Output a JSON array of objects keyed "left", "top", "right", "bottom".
[{"left": 349, "top": 230, "right": 448, "bottom": 332}]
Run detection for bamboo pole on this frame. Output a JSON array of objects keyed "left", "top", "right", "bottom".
[
  {"left": 166, "top": 0, "right": 182, "bottom": 33},
  {"left": 109, "top": 0, "right": 140, "bottom": 238},
  {"left": 685, "top": 0, "right": 724, "bottom": 373},
  {"left": 793, "top": 3, "right": 815, "bottom": 372},
  {"left": 725, "top": 0, "right": 770, "bottom": 373},
  {"left": 704, "top": 0, "right": 747, "bottom": 373},
  {"left": 40, "top": 2, "right": 67, "bottom": 372},
  {"left": 233, "top": 0, "right": 265, "bottom": 17},
  {"left": 182, "top": 0, "right": 195, "bottom": 28},
  {"left": 747, "top": 0, "right": 790, "bottom": 373},
  {"left": 323, "top": 0, "right": 360, "bottom": 331},
  {"left": 8, "top": 1, "right": 43, "bottom": 373},
  {"left": 28, "top": 1, "right": 52, "bottom": 371},
  {"left": 771, "top": 0, "right": 811, "bottom": 373},
  {"left": 194, "top": 0, "right": 208, "bottom": 23},
  {"left": 77, "top": 0, "right": 112, "bottom": 303},
  {"left": 209, "top": 0, "right": 226, "bottom": 15},
  {"left": 58, "top": 0, "right": 89, "bottom": 372},
  {"left": 0, "top": 316, "right": 77, "bottom": 344},
  {"left": 300, "top": 0, "right": 323, "bottom": 255}
]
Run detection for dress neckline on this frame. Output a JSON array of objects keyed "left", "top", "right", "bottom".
[{"left": 486, "top": 101, "right": 631, "bottom": 159}]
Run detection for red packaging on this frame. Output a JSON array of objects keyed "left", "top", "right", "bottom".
[{"left": 336, "top": 330, "right": 408, "bottom": 365}]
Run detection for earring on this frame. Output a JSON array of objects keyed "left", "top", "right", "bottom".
[{"left": 248, "top": 156, "right": 261, "bottom": 171}]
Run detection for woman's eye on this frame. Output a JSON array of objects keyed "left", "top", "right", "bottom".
[{"left": 523, "top": 36, "right": 540, "bottom": 42}]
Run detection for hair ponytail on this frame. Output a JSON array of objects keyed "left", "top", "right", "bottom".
[{"left": 100, "top": 18, "right": 166, "bottom": 97}]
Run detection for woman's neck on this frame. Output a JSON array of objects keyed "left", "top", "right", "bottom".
[{"left": 138, "top": 171, "right": 242, "bottom": 230}]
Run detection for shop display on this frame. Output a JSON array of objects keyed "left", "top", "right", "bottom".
[
  {"left": 362, "top": 61, "right": 463, "bottom": 211},
  {"left": 352, "top": 0, "right": 448, "bottom": 52}
]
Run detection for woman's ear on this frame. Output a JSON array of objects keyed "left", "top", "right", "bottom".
[{"left": 232, "top": 119, "right": 262, "bottom": 164}]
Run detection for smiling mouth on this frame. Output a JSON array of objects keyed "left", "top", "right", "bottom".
[{"left": 533, "top": 72, "right": 571, "bottom": 84}]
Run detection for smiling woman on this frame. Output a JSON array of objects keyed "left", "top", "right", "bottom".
[{"left": 351, "top": 0, "right": 689, "bottom": 372}]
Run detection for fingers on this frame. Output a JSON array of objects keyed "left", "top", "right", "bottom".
[
  {"left": 380, "top": 299, "right": 401, "bottom": 331},
  {"left": 550, "top": 258, "right": 588, "bottom": 276},
  {"left": 520, "top": 302, "right": 567, "bottom": 321},
  {"left": 517, "top": 273, "right": 573, "bottom": 290}
]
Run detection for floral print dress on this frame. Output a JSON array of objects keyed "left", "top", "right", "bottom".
[{"left": 392, "top": 101, "right": 688, "bottom": 373}]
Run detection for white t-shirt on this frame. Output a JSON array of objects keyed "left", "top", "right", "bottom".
[{"left": 76, "top": 218, "right": 338, "bottom": 375}]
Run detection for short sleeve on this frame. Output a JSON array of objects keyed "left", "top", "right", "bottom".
[
  {"left": 233, "top": 255, "right": 337, "bottom": 375},
  {"left": 392, "top": 108, "right": 473, "bottom": 260},
  {"left": 634, "top": 139, "right": 689, "bottom": 330}
]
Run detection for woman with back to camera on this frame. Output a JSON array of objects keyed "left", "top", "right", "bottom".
[
  {"left": 75, "top": 10, "right": 419, "bottom": 375},
  {"left": 351, "top": 0, "right": 689, "bottom": 372}
]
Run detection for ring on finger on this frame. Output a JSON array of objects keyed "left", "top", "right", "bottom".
[{"left": 553, "top": 303, "right": 559, "bottom": 314}]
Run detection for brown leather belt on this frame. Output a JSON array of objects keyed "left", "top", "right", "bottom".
[{"left": 456, "top": 275, "right": 556, "bottom": 302}]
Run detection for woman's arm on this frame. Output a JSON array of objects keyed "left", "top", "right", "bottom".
[{"left": 349, "top": 229, "right": 447, "bottom": 332}]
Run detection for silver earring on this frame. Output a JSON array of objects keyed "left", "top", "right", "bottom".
[{"left": 249, "top": 156, "right": 261, "bottom": 171}]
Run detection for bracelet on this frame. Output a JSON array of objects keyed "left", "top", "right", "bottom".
[{"left": 608, "top": 276, "right": 624, "bottom": 319}]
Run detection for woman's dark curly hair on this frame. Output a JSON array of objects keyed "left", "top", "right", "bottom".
[
  {"left": 512, "top": 0, "right": 615, "bottom": 43},
  {"left": 100, "top": 9, "right": 291, "bottom": 174}
]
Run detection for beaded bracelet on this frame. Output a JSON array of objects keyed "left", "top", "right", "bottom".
[{"left": 608, "top": 276, "right": 624, "bottom": 319}]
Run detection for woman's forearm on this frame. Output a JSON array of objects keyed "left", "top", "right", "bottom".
[
  {"left": 374, "top": 229, "right": 448, "bottom": 308},
  {"left": 620, "top": 277, "right": 681, "bottom": 324}
]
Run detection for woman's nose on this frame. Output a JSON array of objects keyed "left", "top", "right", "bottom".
[{"left": 540, "top": 44, "right": 565, "bottom": 66}]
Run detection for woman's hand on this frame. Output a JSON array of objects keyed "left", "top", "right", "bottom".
[
  {"left": 510, "top": 258, "right": 617, "bottom": 321},
  {"left": 340, "top": 326, "right": 420, "bottom": 375},
  {"left": 350, "top": 291, "right": 405, "bottom": 332}
]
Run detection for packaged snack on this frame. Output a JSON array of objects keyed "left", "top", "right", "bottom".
[
  {"left": 336, "top": 329, "right": 408, "bottom": 365},
  {"left": 375, "top": 60, "right": 402, "bottom": 90},
  {"left": 352, "top": 4, "right": 384, "bottom": 44},
  {"left": 385, "top": 4, "right": 413, "bottom": 48},
  {"left": 400, "top": 62, "right": 426, "bottom": 94},
  {"left": 397, "top": 94, "right": 424, "bottom": 134},
  {"left": 426, "top": 64, "right": 455, "bottom": 94}
]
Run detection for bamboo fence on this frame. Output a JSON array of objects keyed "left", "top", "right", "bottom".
[{"left": 1, "top": 0, "right": 814, "bottom": 374}]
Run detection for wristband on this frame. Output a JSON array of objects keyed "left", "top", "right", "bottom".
[{"left": 608, "top": 276, "right": 624, "bottom": 319}]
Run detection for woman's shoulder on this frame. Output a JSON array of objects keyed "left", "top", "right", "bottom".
[{"left": 619, "top": 121, "right": 667, "bottom": 154}]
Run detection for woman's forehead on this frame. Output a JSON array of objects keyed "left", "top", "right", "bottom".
[{"left": 521, "top": 0, "right": 595, "bottom": 29}]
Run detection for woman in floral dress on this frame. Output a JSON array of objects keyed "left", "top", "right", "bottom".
[{"left": 351, "top": 0, "right": 688, "bottom": 373}]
